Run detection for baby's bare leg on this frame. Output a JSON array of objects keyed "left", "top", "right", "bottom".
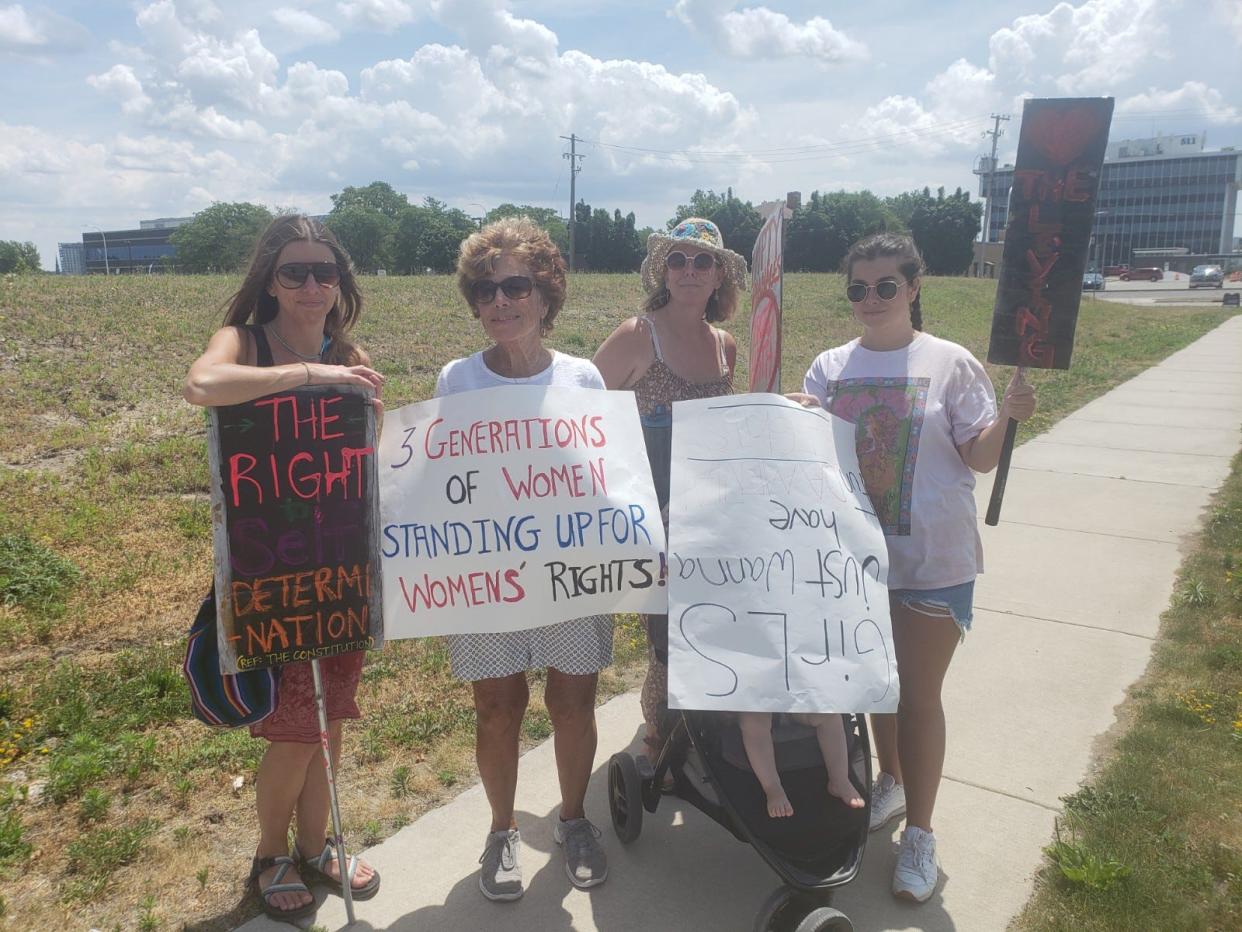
[
  {"left": 739, "top": 712, "right": 793, "bottom": 817},
  {"left": 802, "top": 713, "right": 865, "bottom": 808}
]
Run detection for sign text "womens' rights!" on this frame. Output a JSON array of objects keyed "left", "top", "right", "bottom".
[{"left": 378, "top": 386, "right": 666, "bottom": 638}]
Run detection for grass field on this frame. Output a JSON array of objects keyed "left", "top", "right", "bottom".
[
  {"left": 0, "top": 271, "right": 1235, "bottom": 930},
  {"left": 1014, "top": 450, "right": 1242, "bottom": 931}
]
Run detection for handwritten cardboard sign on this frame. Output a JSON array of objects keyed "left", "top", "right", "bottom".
[
  {"left": 749, "top": 202, "right": 791, "bottom": 393},
  {"left": 378, "top": 386, "right": 667, "bottom": 637},
  {"left": 987, "top": 97, "right": 1114, "bottom": 370},
  {"left": 666, "top": 395, "right": 898, "bottom": 713},
  {"left": 208, "top": 386, "right": 383, "bottom": 673}
]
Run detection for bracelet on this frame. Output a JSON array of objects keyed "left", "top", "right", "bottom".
[{"left": 302, "top": 361, "right": 311, "bottom": 385}]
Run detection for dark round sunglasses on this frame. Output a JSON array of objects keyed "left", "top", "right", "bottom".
[
  {"left": 846, "top": 279, "right": 904, "bottom": 303},
  {"left": 666, "top": 250, "right": 718, "bottom": 271},
  {"left": 470, "top": 275, "right": 534, "bottom": 304},
  {"left": 275, "top": 262, "right": 341, "bottom": 288}
]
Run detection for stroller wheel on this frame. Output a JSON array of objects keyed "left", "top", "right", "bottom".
[
  {"left": 793, "top": 906, "right": 852, "bottom": 932},
  {"left": 752, "top": 885, "right": 807, "bottom": 932},
  {"left": 608, "top": 752, "right": 644, "bottom": 843}
]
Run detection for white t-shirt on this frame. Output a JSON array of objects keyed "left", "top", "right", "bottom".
[
  {"left": 434, "top": 349, "right": 605, "bottom": 397},
  {"left": 803, "top": 332, "right": 997, "bottom": 590}
]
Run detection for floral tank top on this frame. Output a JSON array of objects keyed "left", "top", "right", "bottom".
[{"left": 631, "top": 315, "right": 733, "bottom": 513}]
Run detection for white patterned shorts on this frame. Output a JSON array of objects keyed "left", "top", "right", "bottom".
[{"left": 446, "top": 615, "right": 615, "bottom": 682}]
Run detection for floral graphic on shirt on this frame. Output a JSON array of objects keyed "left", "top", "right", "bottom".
[{"left": 823, "top": 377, "right": 929, "bottom": 535}]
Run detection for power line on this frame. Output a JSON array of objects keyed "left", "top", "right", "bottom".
[{"left": 576, "top": 117, "right": 990, "bottom": 164}]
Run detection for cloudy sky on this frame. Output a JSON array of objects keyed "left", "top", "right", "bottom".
[{"left": 3, "top": 0, "right": 1240, "bottom": 269}]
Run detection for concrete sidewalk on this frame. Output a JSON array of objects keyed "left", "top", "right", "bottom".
[{"left": 240, "top": 315, "right": 1242, "bottom": 932}]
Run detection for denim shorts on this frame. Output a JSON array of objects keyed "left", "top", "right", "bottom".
[{"left": 890, "top": 581, "right": 976, "bottom": 636}]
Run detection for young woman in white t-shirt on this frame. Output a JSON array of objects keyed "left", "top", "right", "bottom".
[{"left": 799, "top": 233, "right": 1036, "bottom": 903}]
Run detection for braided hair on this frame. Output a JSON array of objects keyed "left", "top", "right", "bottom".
[{"left": 843, "top": 233, "right": 925, "bottom": 331}]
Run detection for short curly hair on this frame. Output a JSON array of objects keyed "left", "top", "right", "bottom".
[{"left": 456, "top": 217, "right": 567, "bottom": 335}]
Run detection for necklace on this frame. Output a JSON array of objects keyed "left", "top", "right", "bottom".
[{"left": 266, "top": 323, "right": 322, "bottom": 362}]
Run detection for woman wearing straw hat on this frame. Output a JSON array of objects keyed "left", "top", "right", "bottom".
[{"left": 593, "top": 217, "right": 747, "bottom": 750}]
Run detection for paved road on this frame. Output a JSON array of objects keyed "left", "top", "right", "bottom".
[
  {"left": 239, "top": 315, "right": 1242, "bottom": 932},
  {"left": 1092, "top": 277, "right": 1238, "bottom": 306}
]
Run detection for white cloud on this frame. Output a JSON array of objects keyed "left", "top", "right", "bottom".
[
  {"left": 271, "top": 7, "right": 340, "bottom": 44},
  {"left": 987, "top": 0, "right": 1167, "bottom": 93},
  {"left": 1215, "top": 0, "right": 1242, "bottom": 42},
  {"left": 0, "top": 3, "right": 88, "bottom": 53},
  {"left": 1119, "top": 81, "right": 1241, "bottom": 125},
  {"left": 671, "top": 0, "right": 866, "bottom": 63},
  {"left": 337, "top": 0, "right": 420, "bottom": 31},
  {"left": 87, "top": 64, "right": 153, "bottom": 116},
  {"left": 0, "top": 4, "right": 40, "bottom": 46}
]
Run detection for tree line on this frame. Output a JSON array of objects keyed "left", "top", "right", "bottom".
[
  {"left": 0, "top": 241, "right": 41, "bottom": 274},
  {"left": 161, "top": 180, "right": 984, "bottom": 276}
]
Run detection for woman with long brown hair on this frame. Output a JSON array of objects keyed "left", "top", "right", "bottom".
[{"left": 184, "top": 214, "right": 384, "bottom": 921}]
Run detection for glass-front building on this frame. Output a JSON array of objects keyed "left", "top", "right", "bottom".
[
  {"left": 82, "top": 226, "right": 179, "bottom": 273},
  {"left": 58, "top": 242, "right": 85, "bottom": 275},
  {"left": 976, "top": 135, "right": 1240, "bottom": 269}
]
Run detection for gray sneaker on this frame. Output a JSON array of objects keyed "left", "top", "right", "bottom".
[
  {"left": 478, "top": 829, "right": 523, "bottom": 901},
  {"left": 553, "top": 817, "right": 608, "bottom": 889},
  {"left": 869, "top": 772, "right": 906, "bottom": 832}
]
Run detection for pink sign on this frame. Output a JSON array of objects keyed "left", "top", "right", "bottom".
[{"left": 749, "top": 202, "right": 789, "bottom": 393}]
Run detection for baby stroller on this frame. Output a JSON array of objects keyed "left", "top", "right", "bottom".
[{"left": 608, "top": 710, "right": 870, "bottom": 932}]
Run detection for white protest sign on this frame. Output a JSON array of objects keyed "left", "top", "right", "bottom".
[
  {"left": 379, "top": 385, "right": 666, "bottom": 637},
  {"left": 667, "top": 394, "right": 897, "bottom": 713}
]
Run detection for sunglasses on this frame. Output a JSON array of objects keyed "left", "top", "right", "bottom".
[
  {"left": 275, "top": 262, "right": 341, "bottom": 288},
  {"left": 846, "top": 279, "right": 904, "bottom": 303},
  {"left": 470, "top": 276, "right": 534, "bottom": 304},
  {"left": 666, "top": 251, "right": 718, "bottom": 271}
]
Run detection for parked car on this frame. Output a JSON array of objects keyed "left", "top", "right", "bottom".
[
  {"left": 1189, "top": 265, "right": 1224, "bottom": 288},
  {"left": 1119, "top": 267, "right": 1163, "bottom": 282},
  {"left": 1103, "top": 264, "right": 1130, "bottom": 277},
  {"left": 1082, "top": 271, "right": 1105, "bottom": 291}
]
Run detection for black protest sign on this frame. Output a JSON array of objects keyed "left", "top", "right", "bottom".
[
  {"left": 987, "top": 97, "right": 1113, "bottom": 370},
  {"left": 208, "top": 386, "right": 383, "bottom": 672}
]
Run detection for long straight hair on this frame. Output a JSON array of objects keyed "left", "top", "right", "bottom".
[
  {"left": 222, "top": 215, "right": 363, "bottom": 365},
  {"left": 843, "top": 233, "right": 925, "bottom": 331}
]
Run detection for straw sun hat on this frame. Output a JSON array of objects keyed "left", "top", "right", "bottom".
[{"left": 640, "top": 217, "right": 750, "bottom": 294}]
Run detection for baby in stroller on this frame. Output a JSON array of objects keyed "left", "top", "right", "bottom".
[{"left": 740, "top": 712, "right": 865, "bottom": 817}]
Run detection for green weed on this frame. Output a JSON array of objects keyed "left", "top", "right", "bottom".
[
  {"left": 137, "top": 894, "right": 159, "bottom": 931},
  {"left": 1044, "top": 830, "right": 1132, "bottom": 891},
  {"left": 78, "top": 787, "right": 111, "bottom": 823},
  {"left": 65, "top": 819, "right": 157, "bottom": 897},
  {"left": 1176, "top": 579, "right": 1214, "bottom": 607},
  {"left": 46, "top": 732, "right": 156, "bottom": 803},
  {"left": 389, "top": 765, "right": 413, "bottom": 799},
  {"left": 0, "top": 532, "right": 79, "bottom": 612},
  {"left": 522, "top": 708, "right": 552, "bottom": 740},
  {"left": 0, "top": 808, "right": 32, "bottom": 864}
]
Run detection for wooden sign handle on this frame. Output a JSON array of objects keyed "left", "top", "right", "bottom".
[{"left": 985, "top": 417, "right": 1019, "bottom": 526}]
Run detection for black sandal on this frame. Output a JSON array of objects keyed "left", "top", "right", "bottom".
[
  {"left": 300, "top": 838, "right": 381, "bottom": 901},
  {"left": 249, "top": 854, "right": 317, "bottom": 921}
]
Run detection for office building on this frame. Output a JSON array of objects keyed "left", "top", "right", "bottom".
[
  {"left": 82, "top": 216, "right": 192, "bottom": 273},
  {"left": 58, "top": 242, "right": 85, "bottom": 275},
  {"left": 975, "top": 133, "right": 1240, "bottom": 269}
]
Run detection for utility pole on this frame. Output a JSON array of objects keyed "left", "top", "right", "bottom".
[
  {"left": 982, "top": 113, "right": 1010, "bottom": 244},
  {"left": 561, "top": 134, "right": 584, "bottom": 271}
]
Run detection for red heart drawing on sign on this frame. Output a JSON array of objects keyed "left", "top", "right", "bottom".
[{"left": 1022, "top": 105, "right": 1105, "bottom": 165}]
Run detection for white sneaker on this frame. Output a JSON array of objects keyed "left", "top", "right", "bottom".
[
  {"left": 868, "top": 772, "right": 906, "bottom": 832},
  {"left": 892, "top": 825, "right": 939, "bottom": 902}
]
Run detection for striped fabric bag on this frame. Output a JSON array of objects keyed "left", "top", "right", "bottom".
[{"left": 182, "top": 589, "right": 279, "bottom": 728}]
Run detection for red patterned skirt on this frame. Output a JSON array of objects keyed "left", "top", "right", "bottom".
[{"left": 249, "top": 651, "right": 365, "bottom": 744}]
